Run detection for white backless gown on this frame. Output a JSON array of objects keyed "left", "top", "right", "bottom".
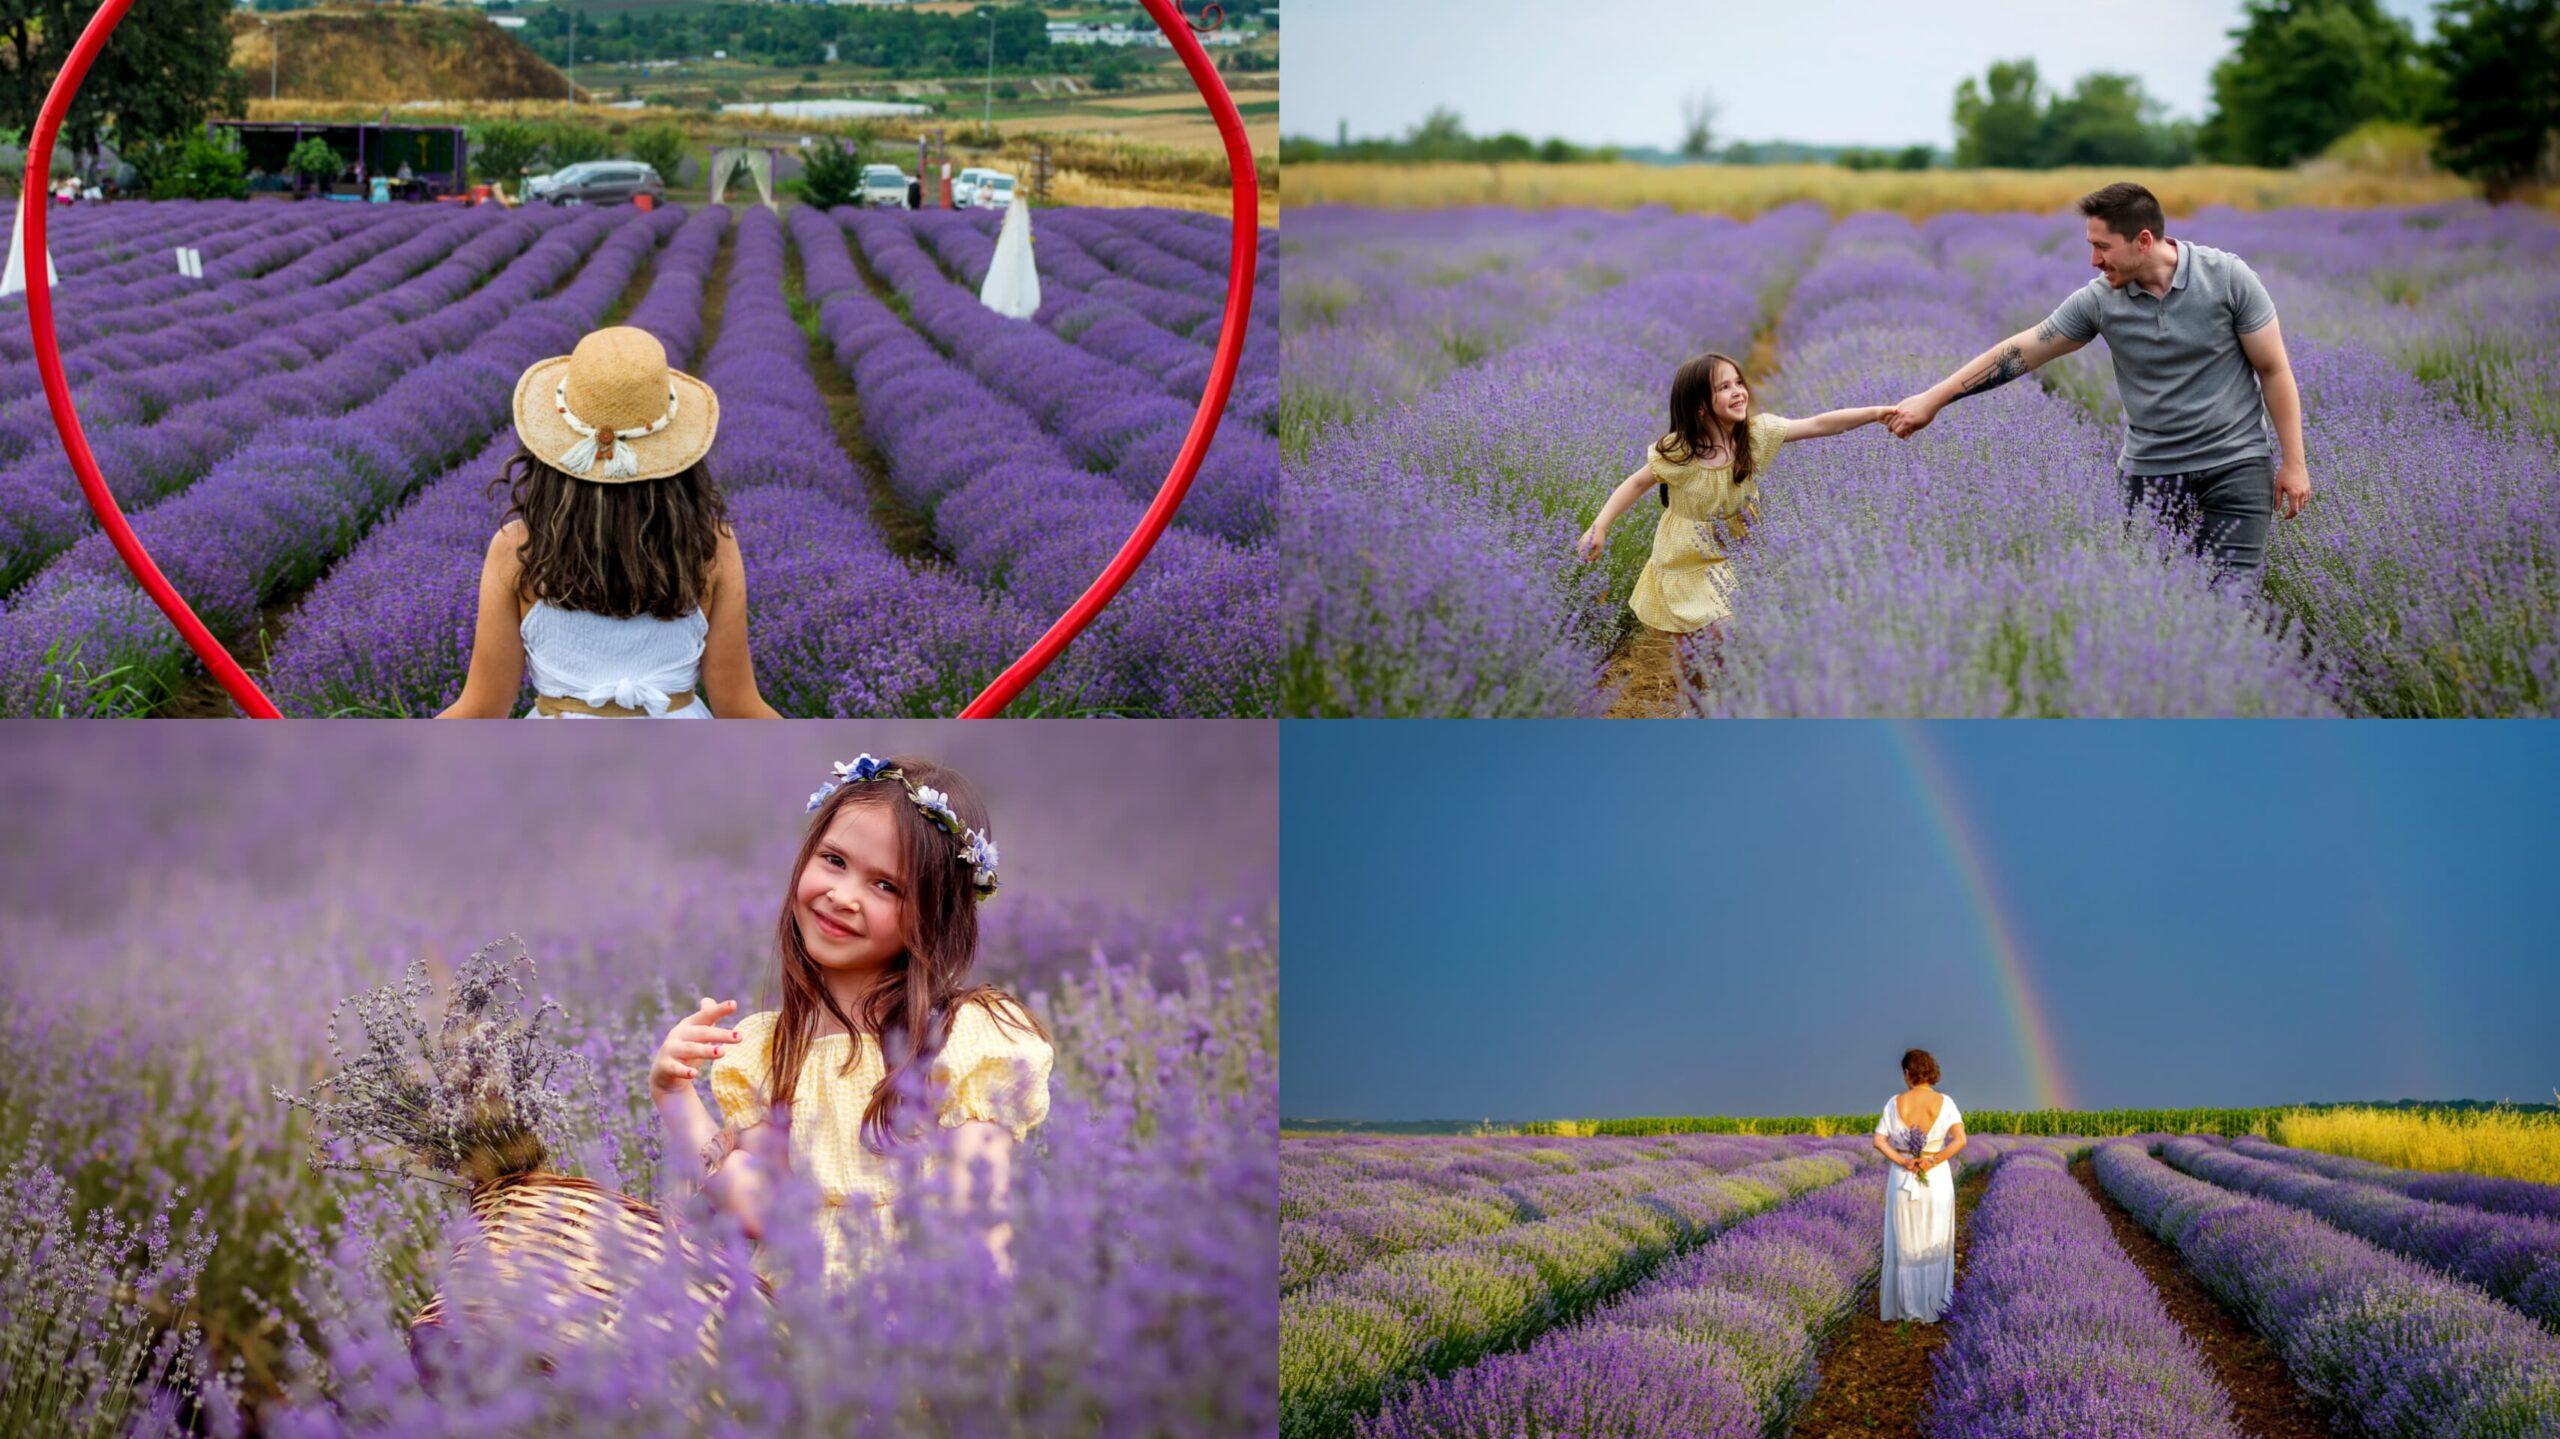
[
  {"left": 519, "top": 600, "right": 714, "bottom": 718},
  {"left": 1877, "top": 1092, "right": 1962, "bottom": 1321}
]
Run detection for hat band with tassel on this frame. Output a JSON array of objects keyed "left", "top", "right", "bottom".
[{"left": 554, "top": 377, "right": 677, "bottom": 480}]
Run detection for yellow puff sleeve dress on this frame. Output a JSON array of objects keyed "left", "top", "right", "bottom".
[
  {"left": 708, "top": 996, "right": 1053, "bottom": 1282},
  {"left": 1627, "top": 411, "right": 1790, "bottom": 632}
]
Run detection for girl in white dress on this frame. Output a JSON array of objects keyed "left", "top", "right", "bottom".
[
  {"left": 1872, "top": 1047, "right": 1966, "bottom": 1322},
  {"left": 439, "top": 325, "right": 781, "bottom": 718}
]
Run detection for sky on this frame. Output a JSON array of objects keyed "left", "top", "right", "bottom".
[
  {"left": 1279, "top": 722, "right": 2560, "bottom": 1122},
  {"left": 1281, "top": 0, "right": 2443, "bottom": 151}
]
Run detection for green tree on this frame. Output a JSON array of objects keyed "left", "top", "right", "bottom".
[
  {"left": 1952, "top": 59, "right": 2047, "bottom": 167},
  {"left": 623, "top": 123, "right": 688, "bottom": 182},
  {"left": 1893, "top": 144, "right": 1934, "bottom": 171},
  {"left": 794, "top": 142, "right": 864, "bottom": 208},
  {"left": 1678, "top": 91, "right": 1717, "bottom": 160},
  {"left": 2043, "top": 72, "right": 2195, "bottom": 166},
  {"left": 541, "top": 123, "right": 610, "bottom": 168},
  {"left": 0, "top": 0, "right": 242, "bottom": 166},
  {"left": 285, "top": 135, "right": 344, "bottom": 189},
  {"left": 470, "top": 119, "right": 545, "bottom": 184},
  {"left": 2426, "top": 0, "right": 2560, "bottom": 200},
  {"left": 2199, "top": 0, "right": 2432, "bottom": 167}
]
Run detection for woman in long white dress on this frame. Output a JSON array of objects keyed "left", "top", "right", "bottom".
[{"left": 1871, "top": 1047, "right": 1966, "bottom": 1322}]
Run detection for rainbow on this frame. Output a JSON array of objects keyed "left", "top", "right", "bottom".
[{"left": 1885, "top": 723, "right": 2075, "bottom": 1111}]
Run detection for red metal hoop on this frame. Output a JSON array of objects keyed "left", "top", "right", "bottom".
[{"left": 20, "top": 0, "right": 1257, "bottom": 720}]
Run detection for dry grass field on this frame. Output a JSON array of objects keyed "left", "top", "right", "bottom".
[{"left": 1282, "top": 161, "right": 2515, "bottom": 216}]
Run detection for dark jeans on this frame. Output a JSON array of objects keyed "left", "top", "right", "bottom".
[{"left": 2120, "top": 456, "right": 2274, "bottom": 577}]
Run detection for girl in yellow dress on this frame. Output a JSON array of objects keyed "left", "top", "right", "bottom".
[
  {"left": 1576, "top": 352, "right": 1887, "bottom": 677},
  {"left": 648, "top": 753, "right": 1051, "bottom": 1284}
]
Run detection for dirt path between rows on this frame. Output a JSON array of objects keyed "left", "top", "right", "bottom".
[
  {"left": 784, "top": 218, "right": 947, "bottom": 563},
  {"left": 2069, "top": 1156, "right": 2345, "bottom": 1439},
  {"left": 1788, "top": 1164, "right": 1990, "bottom": 1439}
]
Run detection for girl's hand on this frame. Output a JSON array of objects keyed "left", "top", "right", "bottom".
[
  {"left": 652, "top": 996, "right": 742, "bottom": 1097},
  {"left": 1575, "top": 523, "right": 1608, "bottom": 563}
]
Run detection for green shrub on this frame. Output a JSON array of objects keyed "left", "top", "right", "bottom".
[
  {"left": 624, "top": 123, "right": 687, "bottom": 182},
  {"left": 134, "top": 135, "right": 248, "bottom": 200},
  {"left": 470, "top": 119, "right": 544, "bottom": 184},
  {"left": 285, "top": 136, "right": 345, "bottom": 187},
  {"left": 796, "top": 142, "right": 866, "bottom": 209}
]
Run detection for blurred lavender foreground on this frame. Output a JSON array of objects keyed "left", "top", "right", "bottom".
[{"left": 0, "top": 723, "right": 1278, "bottom": 1437}]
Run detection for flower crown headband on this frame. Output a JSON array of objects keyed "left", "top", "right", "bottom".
[{"left": 806, "top": 756, "right": 1000, "bottom": 898}]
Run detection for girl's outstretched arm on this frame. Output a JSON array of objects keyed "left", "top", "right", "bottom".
[
  {"left": 437, "top": 524, "right": 530, "bottom": 718},
  {"left": 1575, "top": 464, "right": 1659, "bottom": 563},
  {"left": 651, "top": 997, "right": 771, "bottom": 1238},
  {"left": 699, "top": 528, "right": 783, "bottom": 719},
  {"left": 1780, "top": 406, "right": 1889, "bottom": 442}
]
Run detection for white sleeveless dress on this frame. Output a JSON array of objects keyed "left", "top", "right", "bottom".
[
  {"left": 519, "top": 600, "right": 714, "bottom": 719},
  {"left": 1877, "top": 1093, "right": 1962, "bottom": 1321}
]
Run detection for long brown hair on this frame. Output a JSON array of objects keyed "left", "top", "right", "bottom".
[
  {"left": 491, "top": 442, "right": 729, "bottom": 619},
  {"left": 761, "top": 756, "right": 1047, "bottom": 1152},
  {"left": 1654, "top": 352, "right": 1758, "bottom": 507}
]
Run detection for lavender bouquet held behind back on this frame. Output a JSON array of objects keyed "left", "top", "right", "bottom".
[{"left": 273, "top": 936, "right": 757, "bottom": 1373}]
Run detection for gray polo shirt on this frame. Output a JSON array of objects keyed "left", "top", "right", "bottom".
[{"left": 2043, "top": 240, "right": 2278, "bottom": 475}]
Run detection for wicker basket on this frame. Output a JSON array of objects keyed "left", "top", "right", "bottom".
[{"left": 409, "top": 1171, "right": 766, "bottom": 1375}]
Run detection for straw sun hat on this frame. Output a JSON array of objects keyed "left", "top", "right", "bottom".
[{"left": 510, "top": 326, "right": 719, "bottom": 483}]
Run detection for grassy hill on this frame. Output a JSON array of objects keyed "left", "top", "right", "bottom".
[{"left": 228, "top": 6, "right": 593, "bottom": 104}]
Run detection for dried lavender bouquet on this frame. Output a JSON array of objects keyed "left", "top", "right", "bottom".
[{"left": 274, "top": 935, "right": 596, "bottom": 1191}]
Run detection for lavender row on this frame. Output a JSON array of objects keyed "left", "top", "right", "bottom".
[
  {"left": 1356, "top": 1162, "right": 1902, "bottom": 1439},
  {"left": 0, "top": 210, "right": 656, "bottom": 716},
  {"left": 797, "top": 207, "right": 1277, "bottom": 714},
  {"left": 1698, "top": 214, "right": 2335, "bottom": 716},
  {"left": 2095, "top": 1141, "right": 2560, "bottom": 1438},
  {"left": 2229, "top": 1135, "right": 2560, "bottom": 1222},
  {"left": 907, "top": 207, "right": 1279, "bottom": 436},
  {"left": 688, "top": 204, "right": 1051, "bottom": 716},
  {"left": 0, "top": 204, "right": 404, "bottom": 368},
  {"left": 836, "top": 208, "right": 1252, "bottom": 512},
  {"left": 1287, "top": 1136, "right": 1797, "bottom": 1293},
  {"left": 1277, "top": 205, "right": 1828, "bottom": 715},
  {"left": 1279, "top": 1150, "right": 1853, "bottom": 1439},
  {"left": 2159, "top": 1136, "right": 2560, "bottom": 1330},
  {"left": 809, "top": 205, "right": 1274, "bottom": 543},
  {"left": 0, "top": 212, "right": 528, "bottom": 585},
  {"left": 1280, "top": 207, "right": 1682, "bottom": 446},
  {"left": 0, "top": 208, "right": 470, "bottom": 466},
  {"left": 1927, "top": 1146, "right": 2241, "bottom": 1439},
  {"left": 263, "top": 206, "right": 730, "bottom": 715}
]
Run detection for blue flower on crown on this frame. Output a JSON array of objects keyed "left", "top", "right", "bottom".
[{"left": 803, "top": 757, "right": 1001, "bottom": 898}]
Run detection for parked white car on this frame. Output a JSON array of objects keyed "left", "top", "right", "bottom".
[
  {"left": 970, "top": 172, "right": 1018, "bottom": 210},
  {"left": 858, "top": 163, "right": 912, "bottom": 209},
  {"left": 953, "top": 167, "right": 997, "bottom": 206}
]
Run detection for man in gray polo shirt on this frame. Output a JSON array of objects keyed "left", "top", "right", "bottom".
[{"left": 1883, "top": 182, "right": 2310, "bottom": 576}]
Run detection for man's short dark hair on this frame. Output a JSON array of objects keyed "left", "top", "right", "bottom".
[{"left": 2078, "top": 182, "right": 2167, "bottom": 243}]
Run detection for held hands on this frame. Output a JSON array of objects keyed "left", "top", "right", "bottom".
[
  {"left": 651, "top": 996, "right": 742, "bottom": 1097},
  {"left": 1883, "top": 394, "right": 1939, "bottom": 439}
]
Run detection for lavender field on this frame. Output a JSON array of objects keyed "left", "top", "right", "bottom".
[
  {"left": 1280, "top": 1129, "right": 2560, "bottom": 1438},
  {"left": 0, "top": 725, "right": 1277, "bottom": 1435},
  {"left": 1278, "top": 202, "right": 2560, "bottom": 717},
  {"left": 0, "top": 197, "right": 1278, "bottom": 717}
]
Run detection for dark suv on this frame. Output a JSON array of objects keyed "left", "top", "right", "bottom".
[{"left": 530, "top": 161, "right": 666, "bottom": 206}]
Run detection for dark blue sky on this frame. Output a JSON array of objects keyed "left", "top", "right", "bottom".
[{"left": 1281, "top": 723, "right": 2560, "bottom": 1121}]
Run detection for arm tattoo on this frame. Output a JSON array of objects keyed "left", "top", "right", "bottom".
[
  {"left": 1950, "top": 344, "right": 2029, "bottom": 404},
  {"left": 2035, "top": 318, "right": 2063, "bottom": 344}
]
